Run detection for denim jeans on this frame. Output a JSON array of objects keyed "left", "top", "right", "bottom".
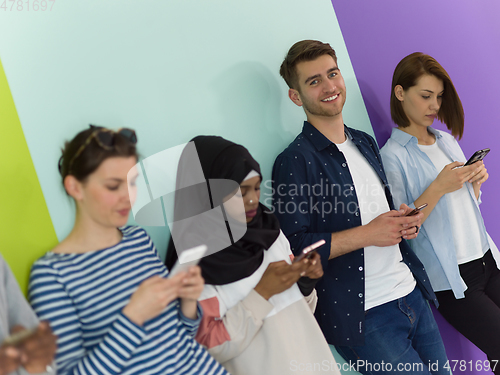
[{"left": 336, "top": 286, "right": 449, "bottom": 375}]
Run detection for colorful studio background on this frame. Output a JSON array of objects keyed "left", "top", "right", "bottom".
[{"left": 1, "top": 1, "right": 499, "bottom": 373}]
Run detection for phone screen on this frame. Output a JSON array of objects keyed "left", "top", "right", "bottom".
[
  {"left": 405, "top": 203, "right": 428, "bottom": 217},
  {"left": 464, "top": 148, "right": 490, "bottom": 166},
  {"left": 293, "top": 239, "right": 326, "bottom": 263},
  {"left": 168, "top": 245, "right": 208, "bottom": 277}
]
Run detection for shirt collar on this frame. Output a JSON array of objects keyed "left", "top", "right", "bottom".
[
  {"left": 302, "top": 121, "right": 354, "bottom": 151},
  {"left": 390, "top": 126, "right": 442, "bottom": 147}
]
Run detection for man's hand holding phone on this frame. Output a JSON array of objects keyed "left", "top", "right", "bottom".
[
  {"left": 365, "top": 205, "right": 424, "bottom": 246},
  {"left": 405, "top": 203, "right": 428, "bottom": 217},
  {"left": 1, "top": 322, "right": 57, "bottom": 374},
  {"left": 0, "top": 345, "right": 21, "bottom": 375},
  {"left": 401, "top": 203, "right": 427, "bottom": 238},
  {"left": 18, "top": 322, "right": 57, "bottom": 373}
]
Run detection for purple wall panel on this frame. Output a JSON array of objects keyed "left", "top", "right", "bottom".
[{"left": 332, "top": 0, "right": 500, "bottom": 371}]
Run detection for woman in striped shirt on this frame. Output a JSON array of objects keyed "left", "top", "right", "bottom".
[{"left": 28, "top": 126, "right": 228, "bottom": 375}]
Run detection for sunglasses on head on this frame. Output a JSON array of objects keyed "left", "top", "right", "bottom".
[{"left": 66, "top": 125, "right": 137, "bottom": 175}]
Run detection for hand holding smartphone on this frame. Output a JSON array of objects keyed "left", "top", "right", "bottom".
[
  {"left": 293, "top": 239, "right": 325, "bottom": 263},
  {"left": 405, "top": 203, "right": 428, "bottom": 217},
  {"left": 168, "top": 245, "right": 208, "bottom": 277},
  {"left": 1, "top": 328, "right": 37, "bottom": 347},
  {"left": 464, "top": 148, "right": 490, "bottom": 166}
]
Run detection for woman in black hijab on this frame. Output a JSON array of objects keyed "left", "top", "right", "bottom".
[
  {"left": 166, "top": 136, "right": 339, "bottom": 375},
  {"left": 166, "top": 135, "right": 283, "bottom": 285}
]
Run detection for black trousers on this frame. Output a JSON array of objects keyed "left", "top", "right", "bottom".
[{"left": 435, "top": 250, "right": 500, "bottom": 375}]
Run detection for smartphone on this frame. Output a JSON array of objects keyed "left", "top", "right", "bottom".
[
  {"left": 464, "top": 148, "right": 490, "bottom": 166},
  {"left": 405, "top": 203, "right": 428, "bottom": 217},
  {"left": 293, "top": 239, "right": 326, "bottom": 263},
  {"left": 168, "top": 244, "right": 208, "bottom": 277},
  {"left": 2, "top": 328, "right": 37, "bottom": 346}
]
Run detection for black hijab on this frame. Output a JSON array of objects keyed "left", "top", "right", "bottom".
[{"left": 165, "top": 136, "right": 280, "bottom": 285}]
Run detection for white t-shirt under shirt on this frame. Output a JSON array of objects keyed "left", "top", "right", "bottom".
[
  {"left": 417, "top": 141, "right": 488, "bottom": 264},
  {"left": 336, "top": 136, "right": 416, "bottom": 311}
]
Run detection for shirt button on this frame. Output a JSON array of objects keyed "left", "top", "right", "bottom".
[
  {"left": 359, "top": 293, "right": 363, "bottom": 298},
  {"left": 359, "top": 266, "right": 363, "bottom": 271},
  {"left": 355, "top": 212, "right": 359, "bottom": 216},
  {"left": 350, "top": 186, "right": 354, "bottom": 190},
  {"left": 342, "top": 163, "right": 346, "bottom": 167}
]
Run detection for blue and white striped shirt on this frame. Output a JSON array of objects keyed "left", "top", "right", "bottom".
[{"left": 29, "top": 226, "right": 228, "bottom": 375}]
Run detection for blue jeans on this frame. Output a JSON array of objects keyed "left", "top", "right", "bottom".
[{"left": 336, "top": 286, "right": 450, "bottom": 375}]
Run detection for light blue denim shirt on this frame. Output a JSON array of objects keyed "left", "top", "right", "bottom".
[{"left": 381, "top": 127, "right": 500, "bottom": 298}]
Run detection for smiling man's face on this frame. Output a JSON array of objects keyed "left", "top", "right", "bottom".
[{"left": 289, "top": 54, "right": 346, "bottom": 121}]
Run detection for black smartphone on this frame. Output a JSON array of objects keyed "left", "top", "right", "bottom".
[
  {"left": 293, "top": 239, "right": 325, "bottom": 263},
  {"left": 405, "top": 203, "right": 428, "bottom": 217},
  {"left": 464, "top": 148, "right": 490, "bottom": 166}
]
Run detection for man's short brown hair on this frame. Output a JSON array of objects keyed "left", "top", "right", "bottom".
[{"left": 280, "top": 40, "right": 337, "bottom": 90}]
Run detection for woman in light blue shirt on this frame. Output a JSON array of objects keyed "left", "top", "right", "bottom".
[{"left": 380, "top": 52, "right": 500, "bottom": 374}]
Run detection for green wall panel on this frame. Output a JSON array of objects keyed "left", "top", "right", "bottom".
[{"left": 0, "top": 58, "right": 58, "bottom": 293}]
